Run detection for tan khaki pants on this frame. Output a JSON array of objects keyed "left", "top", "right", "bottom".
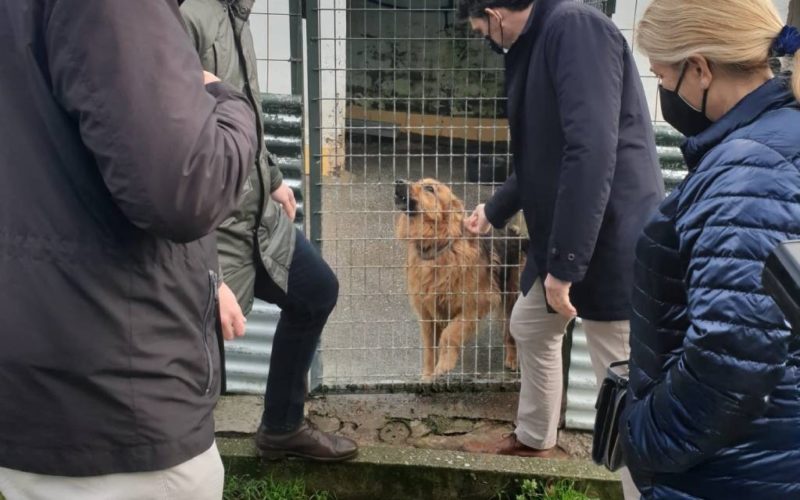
[
  {"left": 510, "top": 280, "right": 639, "bottom": 500},
  {"left": 0, "top": 442, "right": 223, "bottom": 500}
]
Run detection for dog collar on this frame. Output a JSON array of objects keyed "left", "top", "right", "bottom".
[{"left": 416, "top": 240, "right": 454, "bottom": 260}]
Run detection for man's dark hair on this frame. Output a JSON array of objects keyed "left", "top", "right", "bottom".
[{"left": 456, "top": 0, "right": 534, "bottom": 21}]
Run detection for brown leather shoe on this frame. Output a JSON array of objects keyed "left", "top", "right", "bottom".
[
  {"left": 464, "top": 433, "right": 567, "bottom": 458},
  {"left": 255, "top": 420, "right": 359, "bottom": 462}
]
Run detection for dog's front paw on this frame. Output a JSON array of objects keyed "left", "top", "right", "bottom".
[
  {"left": 505, "top": 349, "right": 519, "bottom": 372},
  {"left": 433, "top": 351, "right": 458, "bottom": 377},
  {"left": 504, "top": 354, "right": 518, "bottom": 371}
]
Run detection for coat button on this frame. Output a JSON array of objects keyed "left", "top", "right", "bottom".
[
  {"left": 551, "top": 248, "right": 558, "bottom": 256},
  {"left": 568, "top": 253, "right": 575, "bottom": 261}
]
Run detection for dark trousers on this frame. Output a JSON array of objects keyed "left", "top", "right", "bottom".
[{"left": 254, "top": 230, "right": 338, "bottom": 433}]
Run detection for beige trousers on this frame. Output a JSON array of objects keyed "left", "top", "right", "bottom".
[
  {"left": 0, "top": 442, "right": 223, "bottom": 500},
  {"left": 510, "top": 280, "right": 640, "bottom": 500}
]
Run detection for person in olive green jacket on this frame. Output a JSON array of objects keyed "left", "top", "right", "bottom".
[{"left": 181, "top": 0, "right": 358, "bottom": 462}]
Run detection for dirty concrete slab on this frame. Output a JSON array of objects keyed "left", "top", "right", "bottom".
[
  {"left": 215, "top": 395, "right": 263, "bottom": 435},
  {"left": 219, "top": 438, "right": 613, "bottom": 481},
  {"left": 215, "top": 393, "right": 593, "bottom": 460}
]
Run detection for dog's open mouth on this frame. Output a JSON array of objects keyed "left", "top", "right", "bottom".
[{"left": 394, "top": 180, "right": 419, "bottom": 213}]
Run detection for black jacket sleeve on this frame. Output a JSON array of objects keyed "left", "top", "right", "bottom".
[
  {"left": 46, "top": 0, "right": 257, "bottom": 243},
  {"left": 544, "top": 11, "right": 624, "bottom": 283},
  {"left": 484, "top": 172, "right": 521, "bottom": 229}
]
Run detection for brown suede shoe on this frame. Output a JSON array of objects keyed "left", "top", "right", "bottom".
[
  {"left": 255, "top": 420, "right": 359, "bottom": 462},
  {"left": 464, "top": 433, "right": 567, "bottom": 459}
]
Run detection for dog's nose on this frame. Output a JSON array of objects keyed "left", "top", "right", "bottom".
[{"left": 395, "top": 179, "right": 409, "bottom": 195}]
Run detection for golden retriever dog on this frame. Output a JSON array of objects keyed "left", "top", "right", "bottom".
[{"left": 394, "top": 178, "right": 524, "bottom": 379}]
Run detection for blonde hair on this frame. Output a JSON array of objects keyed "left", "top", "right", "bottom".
[{"left": 636, "top": 0, "right": 800, "bottom": 100}]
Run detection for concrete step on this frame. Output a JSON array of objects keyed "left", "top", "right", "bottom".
[{"left": 218, "top": 438, "right": 623, "bottom": 500}]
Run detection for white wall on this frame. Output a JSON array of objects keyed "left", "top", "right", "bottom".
[
  {"left": 251, "top": 0, "right": 293, "bottom": 95},
  {"left": 613, "top": 0, "right": 791, "bottom": 124}
]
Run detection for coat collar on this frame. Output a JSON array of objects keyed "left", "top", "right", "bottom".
[
  {"left": 682, "top": 77, "right": 796, "bottom": 170},
  {"left": 221, "top": 0, "right": 254, "bottom": 21},
  {"left": 511, "top": 0, "right": 568, "bottom": 49}
]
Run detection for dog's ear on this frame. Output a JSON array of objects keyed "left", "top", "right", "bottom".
[{"left": 445, "top": 187, "right": 464, "bottom": 214}]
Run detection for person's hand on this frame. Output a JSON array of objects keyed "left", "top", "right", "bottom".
[
  {"left": 544, "top": 273, "right": 577, "bottom": 318},
  {"left": 203, "top": 71, "right": 220, "bottom": 85},
  {"left": 465, "top": 204, "right": 491, "bottom": 235},
  {"left": 219, "top": 282, "right": 246, "bottom": 341},
  {"left": 271, "top": 182, "right": 297, "bottom": 221}
]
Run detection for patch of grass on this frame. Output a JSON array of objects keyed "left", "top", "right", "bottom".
[
  {"left": 223, "top": 475, "right": 334, "bottom": 500},
  {"left": 496, "top": 479, "right": 596, "bottom": 500}
]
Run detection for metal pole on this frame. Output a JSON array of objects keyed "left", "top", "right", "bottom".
[
  {"left": 305, "top": 0, "right": 325, "bottom": 392},
  {"left": 289, "top": 0, "right": 304, "bottom": 95},
  {"left": 306, "top": 0, "right": 323, "bottom": 252}
]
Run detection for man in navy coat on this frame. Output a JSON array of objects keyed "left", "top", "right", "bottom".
[{"left": 462, "top": 1, "right": 662, "bottom": 496}]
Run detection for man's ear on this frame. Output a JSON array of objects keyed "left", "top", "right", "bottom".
[{"left": 484, "top": 7, "right": 502, "bottom": 22}]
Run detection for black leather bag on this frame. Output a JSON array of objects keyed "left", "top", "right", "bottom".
[
  {"left": 763, "top": 240, "right": 800, "bottom": 333},
  {"left": 592, "top": 360, "right": 629, "bottom": 472}
]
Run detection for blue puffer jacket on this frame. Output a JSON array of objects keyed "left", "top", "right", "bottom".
[{"left": 621, "top": 77, "right": 800, "bottom": 499}]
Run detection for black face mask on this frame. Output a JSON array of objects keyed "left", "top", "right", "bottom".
[
  {"left": 659, "top": 63, "right": 713, "bottom": 137},
  {"left": 484, "top": 15, "right": 506, "bottom": 55}
]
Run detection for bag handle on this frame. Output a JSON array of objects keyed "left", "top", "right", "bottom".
[{"left": 606, "top": 360, "right": 629, "bottom": 386}]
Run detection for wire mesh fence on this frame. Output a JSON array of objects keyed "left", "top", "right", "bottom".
[{"left": 306, "top": 0, "right": 618, "bottom": 390}]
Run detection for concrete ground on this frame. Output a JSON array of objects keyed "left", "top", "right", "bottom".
[
  {"left": 215, "top": 395, "right": 613, "bottom": 497},
  {"left": 317, "top": 136, "right": 521, "bottom": 387},
  {"left": 215, "top": 393, "right": 592, "bottom": 461}
]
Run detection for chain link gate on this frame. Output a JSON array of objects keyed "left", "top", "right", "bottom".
[
  {"left": 305, "top": 0, "right": 616, "bottom": 395},
  {"left": 307, "top": 0, "right": 509, "bottom": 390}
]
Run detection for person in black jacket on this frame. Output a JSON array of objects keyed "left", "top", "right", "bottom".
[
  {"left": 460, "top": 1, "right": 662, "bottom": 498},
  {"left": 0, "top": 0, "right": 256, "bottom": 498}
]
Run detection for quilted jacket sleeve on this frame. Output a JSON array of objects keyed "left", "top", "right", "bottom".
[{"left": 621, "top": 139, "right": 799, "bottom": 473}]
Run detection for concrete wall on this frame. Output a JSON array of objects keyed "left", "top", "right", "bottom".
[{"left": 248, "top": 0, "right": 792, "bottom": 102}]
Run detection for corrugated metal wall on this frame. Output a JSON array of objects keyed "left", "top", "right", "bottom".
[
  {"left": 224, "top": 301, "right": 279, "bottom": 394},
  {"left": 565, "top": 321, "right": 597, "bottom": 430},
  {"left": 224, "top": 94, "right": 305, "bottom": 394}
]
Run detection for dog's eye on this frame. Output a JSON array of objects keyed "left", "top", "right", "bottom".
[{"left": 424, "top": 185, "right": 436, "bottom": 194}]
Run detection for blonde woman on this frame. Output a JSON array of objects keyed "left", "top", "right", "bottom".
[{"left": 620, "top": 0, "right": 800, "bottom": 497}]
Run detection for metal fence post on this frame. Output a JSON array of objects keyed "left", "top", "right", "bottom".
[
  {"left": 306, "top": 0, "right": 323, "bottom": 252},
  {"left": 305, "top": 0, "right": 325, "bottom": 391}
]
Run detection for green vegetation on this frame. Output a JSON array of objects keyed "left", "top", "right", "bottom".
[
  {"left": 496, "top": 479, "right": 596, "bottom": 500},
  {"left": 222, "top": 475, "right": 595, "bottom": 500},
  {"left": 224, "top": 475, "right": 334, "bottom": 500}
]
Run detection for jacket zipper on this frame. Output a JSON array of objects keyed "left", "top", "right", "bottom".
[
  {"left": 202, "top": 270, "right": 219, "bottom": 395},
  {"left": 212, "top": 45, "right": 219, "bottom": 76},
  {"left": 227, "top": 6, "right": 269, "bottom": 225}
]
